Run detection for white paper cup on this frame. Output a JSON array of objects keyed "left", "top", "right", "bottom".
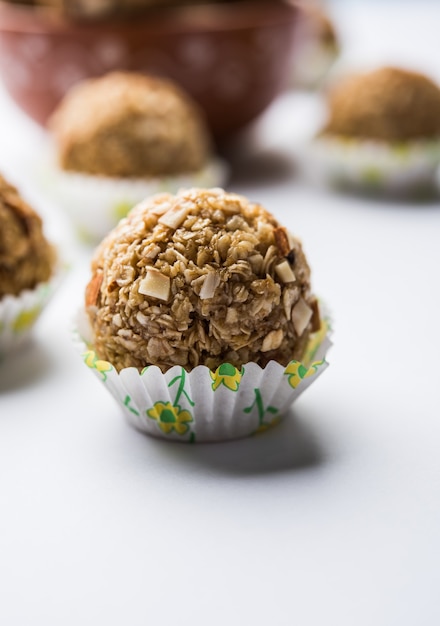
[
  {"left": 42, "top": 158, "right": 228, "bottom": 243},
  {"left": 310, "top": 135, "right": 440, "bottom": 196},
  {"left": 73, "top": 309, "right": 332, "bottom": 443},
  {"left": 0, "top": 262, "right": 62, "bottom": 359}
]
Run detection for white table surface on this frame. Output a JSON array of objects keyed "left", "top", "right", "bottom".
[{"left": 1, "top": 3, "right": 440, "bottom": 625}]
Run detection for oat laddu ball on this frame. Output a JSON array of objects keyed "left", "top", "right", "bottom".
[
  {"left": 0, "top": 174, "right": 54, "bottom": 298},
  {"left": 323, "top": 67, "right": 440, "bottom": 141},
  {"left": 85, "top": 188, "right": 320, "bottom": 373},
  {"left": 50, "top": 72, "right": 212, "bottom": 178}
]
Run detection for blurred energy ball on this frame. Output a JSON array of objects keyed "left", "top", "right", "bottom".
[
  {"left": 0, "top": 0, "right": 299, "bottom": 140},
  {"left": 290, "top": 0, "right": 339, "bottom": 90}
]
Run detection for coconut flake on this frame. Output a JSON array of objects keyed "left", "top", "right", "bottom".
[
  {"left": 291, "top": 298, "right": 313, "bottom": 336},
  {"left": 112, "top": 313, "right": 122, "bottom": 327},
  {"left": 149, "top": 201, "right": 173, "bottom": 216},
  {"left": 275, "top": 260, "right": 296, "bottom": 283},
  {"left": 261, "top": 329, "right": 283, "bottom": 352},
  {"left": 199, "top": 271, "right": 220, "bottom": 300},
  {"left": 138, "top": 269, "right": 170, "bottom": 301},
  {"left": 226, "top": 307, "right": 238, "bottom": 324},
  {"left": 145, "top": 244, "right": 161, "bottom": 259},
  {"left": 287, "top": 230, "right": 296, "bottom": 249},
  {"left": 159, "top": 205, "right": 190, "bottom": 229}
]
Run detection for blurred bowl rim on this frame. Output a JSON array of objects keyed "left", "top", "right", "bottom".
[{"left": 0, "top": 0, "right": 298, "bottom": 35}]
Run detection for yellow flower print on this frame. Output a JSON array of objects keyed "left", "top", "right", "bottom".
[
  {"left": 284, "top": 360, "right": 325, "bottom": 389},
  {"left": 83, "top": 350, "right": 113, "bottom": 381},
  {"left": 147, "top": 401, "right": 193, "bottom": 435},
  {"left": 303, "top": 317, "right": 329, "bottom": 365},
  {"left": 284, "top": 361, "right": 309, "bottom": 389},
  {"left": 13, "top": 306, "right": 41, "bottom": 333},
  {"left": 255, "top": 416, "right": 282, "bottom": 435},
  {"left": 210, "top": 363, "right": 243, "bottom": 391},
  {"left": 306, "top": 360, "right": 325, "bottom": 376},
  {"left": 362, "top": 167, "right": 383, "bottom": 186}
]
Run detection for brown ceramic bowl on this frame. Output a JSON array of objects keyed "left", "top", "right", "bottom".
[{"left": 0, "top": 1, "right": 298, "bottom": 139}]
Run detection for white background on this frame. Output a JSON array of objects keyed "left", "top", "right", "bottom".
[{"left": 1, "top": 2, "right": 440, "bottom": 625}]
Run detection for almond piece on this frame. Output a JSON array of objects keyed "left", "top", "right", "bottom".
[
  {"left": 310, "top": 299, "right": 321, "bottom": 333},
  {"left": 274, "top": 227, "right": 290, "bottom": 256},
  {"left": 291, "top": 298, "right": 313, "bottom": 336},
  {"left": 85, "top": 270, "right": 103, "bottom": 308},
  {"left": 138, "top": 268, "right": 170, "bottom": 301}
]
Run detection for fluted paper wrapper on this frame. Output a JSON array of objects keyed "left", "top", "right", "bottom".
[
  {"left": 74, "top": 310, "right": 332, "bottom": 443},
  {"left": 310, "top": 136, "right": 440, "bottom": 195},
  {"left": 43, "top": 158, "right": 228, "bottom": 243},
  {"left": 0, "top": 268, "right": 61, "bottom": 359}
]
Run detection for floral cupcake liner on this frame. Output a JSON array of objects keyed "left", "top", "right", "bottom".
[
  {"left": 42, "top": 158, "right": 228, "bottom": 243},
  {"left": 0, "top": 265, "right": 62, "bottom": 359},
  {"left": 310, "top": 136, "right": 440, "bottom": 196},
  {"left": 73, "top": 308, "right": 332, "bottom": 443}
]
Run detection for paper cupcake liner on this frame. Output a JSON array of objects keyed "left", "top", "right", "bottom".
[
  {"left": 310, "top": 136, "right": 440, "bottom": 195},
  {"left": 42, "top": 158, "right": 228, "bottom": 243},
  {"left": 0, "top": 265, "right": 62, "bottom": 359},
  {"left": 73, "top": 308, "right": 332, "bottom": 443}
]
